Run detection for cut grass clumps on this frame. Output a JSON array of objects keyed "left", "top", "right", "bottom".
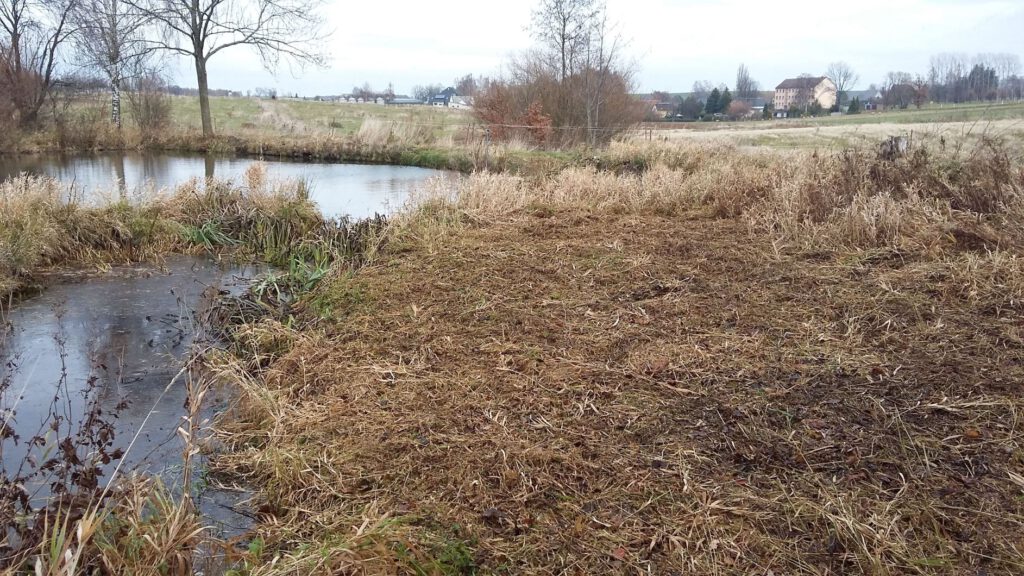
[
  {"left": 214, "top": 204, "right": 1024, "bottom": 573},
  {"left": 206, "top": 137, "right": 1024, "bottom": 574}
]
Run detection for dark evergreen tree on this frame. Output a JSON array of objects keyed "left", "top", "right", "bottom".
[
  {"left": 718, "top": 88, "right": 733, "bottom": 114},
  {"left": 705, "top": 88, "right": 721, "bottom": 116}
]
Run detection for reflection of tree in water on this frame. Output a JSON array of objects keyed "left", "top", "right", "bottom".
[
  {"left": 112, "top": 154, "right": 128, "bottom": 199},
  {"left": 205, "top": 154, "right": 216, "bottom": 181},
  {"left": 140, "top": 153, "right": 175, "bottom": 192}
]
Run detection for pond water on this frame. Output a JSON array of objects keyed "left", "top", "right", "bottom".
[
  {"left": 0, "top": 152, "right": 450, "bottom": 219},
  {"left": 0, "top": 154, "right": 450, "bottom": 545},
  {"left": 0, "top": 256, "right": 260, "bottom": 537}
]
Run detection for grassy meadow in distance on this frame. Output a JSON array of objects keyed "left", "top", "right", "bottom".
[
  {"left": 649, "top": 101, "right": 1024, "bottom": 150},
  {"left": 177, "top": 96, "right": 1024, "bottom": 149},
  {"left": 167, "top": 95, "right": 477, "bottom": 139}
]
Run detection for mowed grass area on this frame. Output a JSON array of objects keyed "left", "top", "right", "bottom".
[
  {"left": 212, "top": 141, "right": 1024, "bottom": 574},
  {"left": 167, "top": 94, "right": 263, "bottom": 133},
  {"left": 645, "top": 101, "right": 1024, "bottom": 150},
  {"left": 167, "top": 95, "right": 476, "bottom": 139},
  {"left": 654, "top": 119, "right": 1024, "bottom": 151}
]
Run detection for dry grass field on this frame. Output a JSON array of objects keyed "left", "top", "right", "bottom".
[
  {"left": 640, "top": 102, "right": 1024, "bottom": 151},
  {"left": 206, "top": 140, "right": 1024, "bottom": 575},
  {"left": 646, "top": 119, "right": 1024, "bottom": 151}
]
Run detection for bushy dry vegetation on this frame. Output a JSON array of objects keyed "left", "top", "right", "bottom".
[
  {"left": 0, "top": 476, "right": 203, "bottom": 575},
  {"left": 206, "top": 139, "right": 1024, "bottom": 574}
]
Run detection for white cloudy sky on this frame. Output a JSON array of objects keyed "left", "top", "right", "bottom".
[{"left": 180, "top": 0, "right": 1024, "bottom": 96}]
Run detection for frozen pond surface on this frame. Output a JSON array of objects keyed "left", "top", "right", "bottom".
[{"left": 0, "top": 256, "right": 260, "bottom": 536}]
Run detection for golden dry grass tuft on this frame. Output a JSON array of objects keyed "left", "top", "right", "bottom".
[{"left": 0, "top": 171, "right": 325, "bottom": 299}]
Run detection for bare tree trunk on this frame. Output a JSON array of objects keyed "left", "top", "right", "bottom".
[
  {"left": 111, "top": 79, "right": 121, "bottom": 128},
  {"left": 195, "top": 55, "right": 213, "bottom": 137}
]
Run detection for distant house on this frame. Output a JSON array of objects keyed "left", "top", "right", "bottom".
[
  {"left": 431, "top": 87, "right": 458, "bottom": 107},
  {"left": 846, "top": 89, "right": 883, "bottom": 110},
  {"left": 450, "top": 96, "right": 473, "bottom": 110},
  {"left": 388, "top": 97, "right": 422, "bottom": 106},
  {"left": 642, "top": 99, "right": 676, "bottom": 119},
  {"left": 773, "top": 77, "right": 837, "bottom": 117}
]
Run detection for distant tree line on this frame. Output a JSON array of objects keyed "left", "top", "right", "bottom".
[
  {"left": 408, "top": 75, "right": 481, "bottom": 102},
  {"left": 874, "top": 53, "right": 1022, "bottom": 111},
  {"left": 926, "top": 53, "right": 1022, "bottom": 103},
  {"left": 660, "top": 64, "right": 764, "bottom": 121}
]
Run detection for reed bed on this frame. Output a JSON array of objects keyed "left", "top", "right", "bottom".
[
  {"left": 0, "top": 163, "right": 372, "bottom": 301},
  {"left": 425, "top": 139, "right": 1023, "bottom": 253}
]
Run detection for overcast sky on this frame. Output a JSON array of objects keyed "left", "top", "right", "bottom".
[{"left": 181, "top": 0, "right": 1024, "bottom": 96}]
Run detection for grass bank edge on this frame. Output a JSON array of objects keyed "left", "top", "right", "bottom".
[{"left": 0, "top": 165, "right": 365, "bottom": 302}]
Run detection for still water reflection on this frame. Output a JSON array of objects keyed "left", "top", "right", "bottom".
[{"left": 0, "top": 153, "right": 450, "bottom": 219}]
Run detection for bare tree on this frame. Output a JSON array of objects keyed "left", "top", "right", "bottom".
[
  {"left": 991, "top": 53, "right": 1022, "bottom": 99},
  {"left": 477, "top": 0, "right": 640, "bottom": 147},
  {"left": 691, "top": 80, "right": 713, "bottom": 103},
  {"left": 454, "top": 73, "right": 477, "bottom": 97},
  {"left": 578, "top": 5, "right": 625, "bottom": 146},
  {"left": 911, "top": 75, "right": 929, "bottom": 109},
  {"left": 0, "top": 0, "right": 79, "bottom": 126},
  {"left": 826, "top": 61, "right": 858, "bottom": 107},
  {"left": 127, "top": 0, "right": 327, "bottom": 137},
  {"left": 929, "top": 52, "right": 970, "bottom": 103},
  {"left": 531, "top": 0, "right": 598, "bottom": 83},
  {"left": 71, "top": 0, "right": 150, "bottom": 128},
  {"left": 735, "top": 63, "right": 759, "bottom": 101},
  {"left": 882, "top": 71, "right": 914, "bottom": 109},
  {"left": 412, "top": 83, "right": 443, "bottom": 102}
]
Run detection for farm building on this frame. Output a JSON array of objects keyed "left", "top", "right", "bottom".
[
  {"left": 431, "top": 87, "right": 458, "bottom": 107},
  {"left": 772, "top": 77, "right": 837, "bottom": 117}
]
